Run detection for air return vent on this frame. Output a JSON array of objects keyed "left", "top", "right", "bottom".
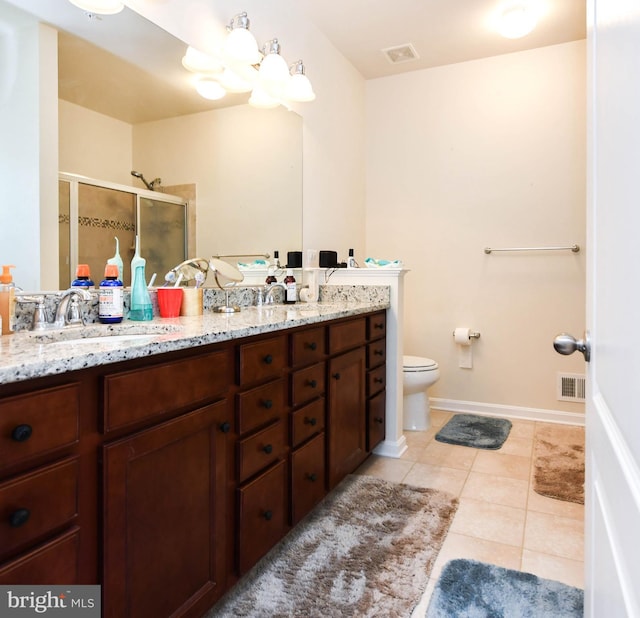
[
  {"left": 557, "top": 373, "right": 586, "bottom": 402},
  {"left": 382, "top": 43, "right": 420, "bottom": 65}
]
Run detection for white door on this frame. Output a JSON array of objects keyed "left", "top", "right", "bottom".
[{"left": 584, "top": 1, "right": 640, "bottom": 615}]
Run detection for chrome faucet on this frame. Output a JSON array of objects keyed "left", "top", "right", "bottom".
[
  {"left": 263, "top": 283, "right": 286, "bottom": 305},
  {"left": 52, "top": 288, "right": 92, "bottom": 328}
]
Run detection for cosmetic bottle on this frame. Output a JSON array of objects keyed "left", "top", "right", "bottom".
[
  {"left": 347, "top": 249, "right": 357, "bottom": 269},
  {"left": 129, "top": 236, "right": 153, "bottom": 321},
  {"left": 71, "top": 264, "right": 95, "bottom": 289},
  {"left": 284, "top": 268, "right": 297, "bottom": 304},
  {"left": 99, "top": 264, "right": 123, "bottom": 324},
  {"left": 0, "top": 264, "right": 16, "bottom": 335},
  {"left": 265, "top": 266, "right": 277, "bottom": 285}
]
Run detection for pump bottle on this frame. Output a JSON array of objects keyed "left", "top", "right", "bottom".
[
  {"left": 0, "top": 265, "right": 16, "bottom": 335},
  {"left": 284, "top": 269, "right": 297, "bottom": 304}
]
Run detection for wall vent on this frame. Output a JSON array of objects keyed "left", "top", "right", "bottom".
[
  {"left": 381, "top": 43, "right": 420, "bottom": 65},
  {"left": 557, "top": 373, "right": 586, "bottom": 402}
]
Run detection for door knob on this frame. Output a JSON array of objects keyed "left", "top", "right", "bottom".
[{"left": 553, "top": 332, "right": 591, "bottom": 362}]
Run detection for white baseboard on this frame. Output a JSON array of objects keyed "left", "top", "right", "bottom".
[
  {"left": 373, "top": 434, "right": 408, "bottom": 459},
  {"left": 430, "top": 397, "right": 585, "bottom": 426}
]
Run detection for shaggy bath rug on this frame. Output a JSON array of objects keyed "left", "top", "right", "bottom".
[
  {"left": 435, "top": 414, "right": 512, "bottom": 450},
  {"left": 208, "top": 474, "right": 458, "bottom": 617},
  {"left": 426, "top": 559, "right": 584, "bottom": 618},
  {"left": 533, "top": 424, "right": 585, "bottom": 504}
]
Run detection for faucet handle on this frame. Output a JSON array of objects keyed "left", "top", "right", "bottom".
[
  {"left": 67, "top": 297, "right": 83, "bottom": 325},
  {"left": 19, "top": 295, "right": 49, "bottom": 331}
]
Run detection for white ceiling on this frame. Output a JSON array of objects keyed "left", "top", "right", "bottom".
[{"left": 6, "top": 0, "right": 586, "bottom": 122}]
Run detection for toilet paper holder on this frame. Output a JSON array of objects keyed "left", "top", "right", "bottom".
[{"left": 452, "top": 330, "right": 481, "bottom": 339}]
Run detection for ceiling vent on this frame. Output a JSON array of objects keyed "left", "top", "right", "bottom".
[{"left": 382, "top": 43, "right": 420, "bottom": 65}]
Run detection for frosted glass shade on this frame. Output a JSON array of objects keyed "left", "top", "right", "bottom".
[
  {"left": 182, "top": 47, "right": 223, "bottom": 74},
  {"left": 224, "top": 28, "right": 262, "bottom": 65},
  {"left": 248, "top": 86, "right": 280, "bottom": 109},
  {"left": 195, "top": 77, "right": 226, "bottom": 100},
  {"left": 258, "top": 53, "right": 290, "bottom": 98},
  {"left": 285, "top": 73, "right": 316, "bottom": 102}
]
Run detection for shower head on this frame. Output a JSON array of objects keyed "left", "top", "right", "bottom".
[{"left": 130, "top": 170, "right": 154, "bottom": 191}]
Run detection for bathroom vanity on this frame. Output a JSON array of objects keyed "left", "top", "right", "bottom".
[{"left": 0, "top": 302, "right": 388, "bottom": 617}]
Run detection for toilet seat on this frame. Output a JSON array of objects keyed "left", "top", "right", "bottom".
[{"left": 403, "top": 355, "right": 438, "bottom": 372}]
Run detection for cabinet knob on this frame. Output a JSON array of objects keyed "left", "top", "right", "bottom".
[
  {"left": 374, "top": 417, "right": 384, "bottom": 424},
  {"left": 332, "top": 373, "right": 341, "bottom": 380},
  {"left": 374, "top": 377, "right": 384, "bottom": 384},
  {"left": 263, "top": 354, "right": 273, "bottom": 365},
  {"left": 262, "top": 399, "right": 273, "bottom": 409},
  {"left": 11, "top": 424, "right": 33, "bottom": 442},
  {"left": 219, "top": 421, "right": 231, "bottom": 434},
  {"left": 307, "top": 341, "right": 317, "bottom": 351},
  {"left": 307, "top": 473, "right": 318, "bottom": 482},
  {"left": 374, "top": 322, "right": 384, "bottom": 330},
  {"left": 374, "top": 349, "right": 384, "bottom": 356},
  {"left": 262, "top": 444, "right": 273, "bottom": 454},
  {"left": 304, "top": 417, "right": 317, "bottom": 426},
  {"left": 9, "top": 508, "right": 30, "bottom": 528},
  {"left": 263, "top": 510, "right": 273, "bottom": 521},
  {"left": 307, "top": 379, "right": 317, "bottom": 388}
]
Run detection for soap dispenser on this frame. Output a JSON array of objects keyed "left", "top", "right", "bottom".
[
  {"left": 0, "top": 264, "right": 16, "bottom": 335},
  {"left": 107, "top": 236, "right": 124, "bottom": 283},
  {"left": 129, "top": 236, "right": 153, "bottom": 321}
]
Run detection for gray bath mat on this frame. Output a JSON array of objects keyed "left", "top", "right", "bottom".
[
  {"left": 435, "top": 413, "right": 512, "bottom": 449},
  {"left": 426, "top": 559, "right": 584, "bottom": 617}
]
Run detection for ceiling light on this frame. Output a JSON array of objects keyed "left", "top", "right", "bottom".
[
  {"left": 498, "top": 3, "right": 537, "bottom": 39},
  {"left": 258, "top": 39, "right": 290, "bottom": 98},
  {"left": 195, "top": 77, "right": 226, "bottom": 100},
  {"left": 285, "top": 61, "right": 316, "bottom": 102},
  {"left": 182, "top": 46, "right": 223, "bottom": 74},
  {"left": 67, "top": 0, "right": 124, "bottom": 14},
  {"left": 224, "top": 13, "right": 262, "bottom": 65}
]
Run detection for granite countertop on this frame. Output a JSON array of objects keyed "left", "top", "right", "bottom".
[{"left": 0, "top": 301, "right": 389, "bottom": 385}]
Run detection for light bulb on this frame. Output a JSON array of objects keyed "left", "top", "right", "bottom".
[
  {"left": 498, "top": 4, "right": 537, "bottom": 39},
  {"left": 195, "top": 77, "right": 226, "bottom": 100},
  {"left": 68, "top": 0, "right": 124, "bottom": 14}
]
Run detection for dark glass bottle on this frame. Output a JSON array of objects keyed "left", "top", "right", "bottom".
[{"left": 284, "top": 268, "right": 296, "bottom": 304}]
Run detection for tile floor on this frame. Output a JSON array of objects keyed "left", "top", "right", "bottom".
[{"left": 353, "top": 409, "right": 585, "bottom": 615}]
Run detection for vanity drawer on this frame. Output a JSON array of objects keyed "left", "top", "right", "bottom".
[
  {"left": 290, "top": 398, "right": 325, "bottom": 448},
  {"left": 328, "top": 318, "right": 366, "bottom": 355},
  {"left": 367, "top": 312, "right": 386, "bottom": 341},
  {"left": 236, "top": 379, "right": 285, "bottom": 435},
  {"left": 238, "top": 335, "right": 287, "bottom": 386},
  {"left": 367, "top": 390, "right": 386, "bottom": 452},
  {"left": 237, "top": 460, "right": 287, "bottom": 574},
  {"left": 290, "top": 326, "right": 326, "bottom": 367},
  {"left": 367, "top": 365, "right": 386, "bottom": 397},
  {"left": 290, "top": 362, "right": 325, "bottom": 408},
  {"left": 366, "top": 339, "right": 386, "bottom": 369},
  {"left": 0, "top": 457, "right": 79, "bottom": 560},
  {"left": 237, "top": 421, "right": 286, "bottom": 484},
  {"left": 291, "top": 433, "right": 326, "bottom": 525},
  {"left": 0, "top": 383, "right": 80, "bottom": 473},
  {"left": 102, "top": 349, "right": 230, "bottom": 433}
]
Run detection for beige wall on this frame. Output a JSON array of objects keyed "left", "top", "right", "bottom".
[{"left": 365, "top": 41, "right": 587, "bottom": 414}]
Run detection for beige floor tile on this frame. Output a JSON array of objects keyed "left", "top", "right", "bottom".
[
  {"left": 521, "top": 549, "right": 584, "bottom": 589},
  {"left": 416, "top": 441, "right": 478, "bottom": 470},
  {"left": 404, "top": 429, "right": 436, "bottom": 448},
  {"left": 450, "top": 497, "right": 526, "bottom": 547},
  {"left": 353, "top": 455, "right": 414, "bottom": 484},
  {"left": 509, "top": 420, "right": 536, "bottom": 439},
  {"left": 527, "top": 487, "right": 585, "bottom": 521},
  {"left": 462, "top": 471, "right": 528, "bottom": 509},
  {"left": 431, "top": 532, "right": 522, "bottom": 580},
  {"left": 399, "top": 445, "right": 425, "bottom": 462},
  {"left": 498, "top": 436, "right": 533, "bottom": 457},
  {"left": 430, "top": 409, "right": 453, "bottom": 428},
  {"left": 402, "top": 462, "right": 468, "bottom": 496},
  {"left": 472, "top": 450, "right": 531, "bottom": 481},
  {"left": 524, "top": 510, "right": 585, "bottom": 561}
]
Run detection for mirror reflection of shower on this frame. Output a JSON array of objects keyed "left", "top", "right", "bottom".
[{"left": 131, "top": 170, "right": 162, "bottom": 191}]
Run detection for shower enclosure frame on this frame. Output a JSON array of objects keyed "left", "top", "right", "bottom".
[{"left": 59, "top": 172, "right": 189, "bottom": 288}]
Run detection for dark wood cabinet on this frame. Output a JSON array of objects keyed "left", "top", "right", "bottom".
[
  {"left": 102, "top": 400, "right": 231, "bottom": 618},
  {"left": 366, "top": 312, "right": 387, "bottom": 452}
]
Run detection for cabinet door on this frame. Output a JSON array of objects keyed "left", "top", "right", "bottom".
[
  {"left": 102, "top": 400, "right": 231, "bottom": 618},
  {"left": 291, "top": 433, "right": 326, "bottom": 525},
  {"left": 367, "top": 390, "right": 386, "bottom": 452},
  {"left": 327, "top": 347, "right": 366, "bottom": 489}
]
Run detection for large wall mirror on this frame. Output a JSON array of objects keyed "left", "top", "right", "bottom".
[{"left": 1, "top": 0, "right": 302, "bottom": 289}]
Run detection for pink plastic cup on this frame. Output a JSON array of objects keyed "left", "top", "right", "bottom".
[{"left": 157, "top": 287, "right": 183, "bottom": 318}]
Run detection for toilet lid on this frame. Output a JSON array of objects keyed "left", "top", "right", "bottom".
[{"left": 403, "top": 355, "right": 438, "bottom": 371}]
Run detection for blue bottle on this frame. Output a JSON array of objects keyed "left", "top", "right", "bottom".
[
  {"left": 129, "top": 235, "right": 153, "bottom": 321},
  {"left": 71, "top": 264, "right": 95, "bottom": 289},
  {"left": 99, "top": 265, "right": 123, "bottom": 324}
]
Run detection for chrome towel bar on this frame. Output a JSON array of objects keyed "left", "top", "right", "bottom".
[{"left": 484, "top": 244, "right": 580, "bottom": 254}]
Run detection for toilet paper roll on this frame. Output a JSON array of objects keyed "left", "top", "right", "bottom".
[{"left": 454, "top": 327, "right": 472, "bottom": 346}]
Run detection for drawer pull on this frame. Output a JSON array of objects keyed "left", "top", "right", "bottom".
[
  {"left": 306, "top": 473, "right": 318, "bottom": 482},
  {"left": 306, "top": 342, "right": 317, "bottom": 351},
  {"left": 307, "top": 379, "right": 318, "bottom": 388},
  {"left": 374, "top": 322, "right": 384, "bottom": 330},
  {"left": 374, "top": 349, "right": 384, "bottom": 356},
  {"left": 262, "top": 444, "right": 273, "bottom": 455},
  {"left": 11, "top": 424, "right": 33, "bottom": 442},
  {"left": 374, "top": 417, "right": 384, "bottom": 424},
  {"left": 9, "top": 508, "right": 31, "bottom": 528},
  {"left": 374, "top": 377, "right": 384, "bottom": 384},
  {"left": 263, "top": 510, "right": 273, "bottom": 521},
  {"left": 219, "top": 421, "right": 231, "bottom": 434},
  {"left": 262, "top": 399, "right": 273, "bottom": 409},
  {"left": 263, "top": 354, "right": 273, "bottom": 365},
  {"left": 332, "top": 373, "right": 341, "bottom": 380},
  {"left": 304, "top": 417, "right": 317, "bottom": 426}
]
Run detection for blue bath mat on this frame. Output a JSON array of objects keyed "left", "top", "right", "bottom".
[
  {"left": 426, "top": 559, "right": 584, "bottom": 618},
  {"left": 435, "top": 414, "right": 511, "bottom": 449}
]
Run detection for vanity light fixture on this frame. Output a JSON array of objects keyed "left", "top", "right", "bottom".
[
  {"left": 257, "top": 39, "right": 290, "bottom": 98},
  {"left": 498, "top": 2, "right": 537, "bottom": 39},
  {"left": 248, "top": 86, "right": 281, "bottom": 109},
  {"left": 182, "top": 46, "right": 223, "bottom": 74},
  {"left": 285, "top": 60, "right": 316, "bottom": 102},
  {"left": 219, "top": 68, "right": 255, "bottom": 94},
  {"left": 194, "top": 76, "right": 226, "bottom": 100},
  {"left": 224, "top": 12, "right": 262, "bottom": 65},
  {"left": 67, "top": 0, "right": 124, "bottom": 14}
]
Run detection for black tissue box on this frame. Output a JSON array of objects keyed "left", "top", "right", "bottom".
[
  {"left": 286, "top": 251, "right": 302, "bottom": 268},
  {"left": 319, "top": 250, "right": 338, "bottom": 268}
]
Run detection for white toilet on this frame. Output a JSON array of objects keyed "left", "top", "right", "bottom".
[{"left": 402, "top": 355, "right": 440, "bottom": 430}]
